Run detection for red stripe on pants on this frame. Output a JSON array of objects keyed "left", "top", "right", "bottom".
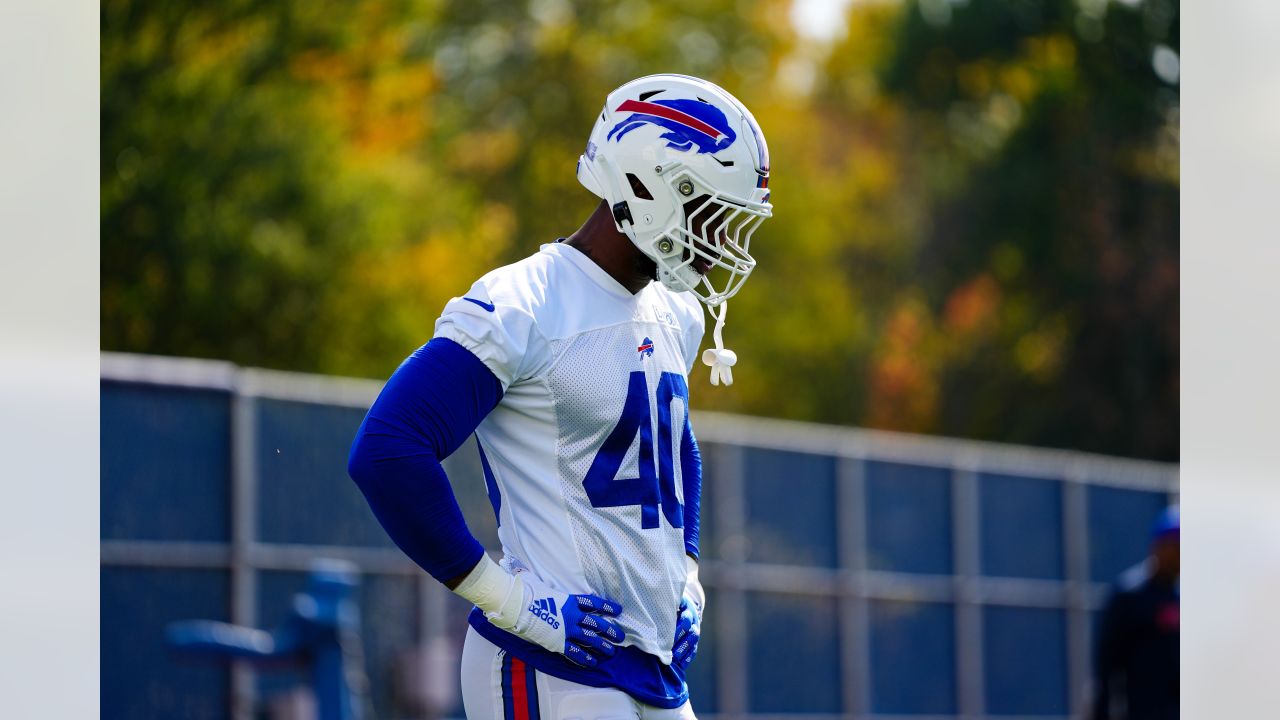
[{"left": 511, "top": 657, "right": 530, "bottom": 720}]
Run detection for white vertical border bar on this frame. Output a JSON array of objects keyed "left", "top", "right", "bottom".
[
  {"left": 230, "top": 387, "right": 258, "bottom": 720},
  {"left": 1064, "top": 464, "right": 1091, "bottom": 719},
  {"left": 713, "top": 443, "right": 749, "bottom": 719},
  {"left": 837, "top": 455, "right": 870, "bottom": 718},
  {"left": 953, "top": 465, "right": 984, "bottom": 720}
]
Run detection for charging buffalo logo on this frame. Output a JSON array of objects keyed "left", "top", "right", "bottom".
[{"left": 608, "top": 98, "right": 736, "bottom": 155}]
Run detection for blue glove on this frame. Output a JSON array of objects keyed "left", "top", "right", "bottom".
[
  {"left": 496, "top": 570, "right": 626, "bottom": 668},
  {"left": 453, "top": 556, "right": 626, "bottom": 668},
  {"left": 672, "top": 595, "right": 701, "bottom": 670},
  {"left": 672, "top": 557, "right": 704, "bottom": 671},
  {"left": 520, "top": 586, "right": 627, "bottom": 668}
]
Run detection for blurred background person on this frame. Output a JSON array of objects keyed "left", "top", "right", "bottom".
[{"left": 1092, "top": 506, "right": 1179, "bottom": 720}]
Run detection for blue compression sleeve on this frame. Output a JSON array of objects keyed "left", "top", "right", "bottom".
[
  {"left": 681, "top": 421, "right": 702, "bottom": 560},
  {"left": 347, "top": 337, "right": 503, "bottom": 583}
]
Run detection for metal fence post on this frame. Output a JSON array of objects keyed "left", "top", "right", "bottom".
[
  {"left": 230, "top": 384, "right": 258, "bottom": 720},
  {"left": 713, "top": 443, "right": 749, "bottom": 719},
  {"left": 1064, "top": 465, "right": 1092, "bottom": 719},
  {"left": 953, "top": 465, "right": 984, "bottom": 720},
  {"left": 837, "top": 454, "right": 870, "bottom": 720}
]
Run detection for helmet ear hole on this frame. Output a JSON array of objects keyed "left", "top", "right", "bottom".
[{"left": 626, "top": 173, "right": 654, "bottom": 200}]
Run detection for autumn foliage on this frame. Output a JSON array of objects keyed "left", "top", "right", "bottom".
[{"left": 102, "top": 0, "right": 1178, "bottom": 460}]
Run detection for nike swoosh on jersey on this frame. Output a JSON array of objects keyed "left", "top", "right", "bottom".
[{"left": 463, "top": 297, "right": 496, "bottom": 312}]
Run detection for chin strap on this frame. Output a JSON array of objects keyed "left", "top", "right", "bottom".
[{"left": 701, "top": 300, "right": 738, "bottom": 387}]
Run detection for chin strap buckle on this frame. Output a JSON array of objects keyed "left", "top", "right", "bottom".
[{"left": 611, "top": 201, "right": 633, "bottom": 227}]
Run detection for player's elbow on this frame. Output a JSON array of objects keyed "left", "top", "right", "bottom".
[
  {"left": 347, "top": 427, "right": 379, "bottom": 491},
  {"left": 347, "top": 419, "right": 441, "bottom": 492}
]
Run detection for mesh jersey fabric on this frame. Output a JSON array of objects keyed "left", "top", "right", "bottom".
[{"left": 434, "top": 242, "right": 705, "bottom": 702}]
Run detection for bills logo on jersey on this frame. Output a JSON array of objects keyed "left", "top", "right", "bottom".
[
  {"left": 637, "top": 337, "right": 654, "bottom": 358},
  {"left": 608, "top": 98, "right": 737, "bottom": 155}
]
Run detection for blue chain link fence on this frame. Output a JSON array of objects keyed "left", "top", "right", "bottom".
[{"left": 101, "top": 353, "right": 1177, "bottom": 720}]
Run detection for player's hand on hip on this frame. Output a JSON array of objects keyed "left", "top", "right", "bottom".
[
  {"left": 495, "top": 571, "right": 626, "bottom": 668},
  {"left": 673, "top": 555, "right": 705, "bottom": 671},
  {"left": 672, "top": 594, "right": 702, "bottom": 670},
  {"left": 450, "top": 555, "right": 624, "bottom": 667}
]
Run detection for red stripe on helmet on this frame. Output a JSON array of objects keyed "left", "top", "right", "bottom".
[{"left": 615, "top": 99, "right": 726, "bottom": 141}]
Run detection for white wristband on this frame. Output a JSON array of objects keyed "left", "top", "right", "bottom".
[
  {"left": 452, "top": 555, "right": 525, "bottom": 629},
  {"left": 685, "top": 555, "right": 705, "bottom": 612}
]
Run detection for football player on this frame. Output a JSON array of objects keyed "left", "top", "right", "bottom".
[{"left": 348, "top": 74, "right": 772, "bottom": 720}]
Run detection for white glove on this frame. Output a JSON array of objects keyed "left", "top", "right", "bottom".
[{"left": 454, "top": 556, "right": 626, "bottom": 668}]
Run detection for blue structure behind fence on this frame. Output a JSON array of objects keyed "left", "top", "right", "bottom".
[{"left": 101, "top": 353, "right": 1178, "bottom": 720}]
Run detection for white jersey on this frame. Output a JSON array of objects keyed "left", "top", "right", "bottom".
[{"left": 434, "top": 242, "right": 705, "bottom": 662}]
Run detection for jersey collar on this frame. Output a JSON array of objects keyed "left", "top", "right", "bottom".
[{"left": 541, "top": 241, "right": 642, "bottom": 300}]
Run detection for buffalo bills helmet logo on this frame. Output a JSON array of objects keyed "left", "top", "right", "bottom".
[{"left": 607, "top": 98, "right": 737, "bottom": 154}]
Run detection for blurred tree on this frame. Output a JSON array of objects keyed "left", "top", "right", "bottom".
[
  {"left": 102, "top": 0, "right": 514, "bottom": 373},
  {"left": 864, "top": 0, "right": 1179, "bottom": 459},
  {"left": 101, "top": 0, "right": 1177, "bottom": 460},
  {"left": 101, "top": 0, "right": 794, "bottom": 375}
]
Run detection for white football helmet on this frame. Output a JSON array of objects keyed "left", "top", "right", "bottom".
[
  {"left": 577, "top": 74, "right": 772, "bottom": 309},
  {"left": 577, "top": 75, "right": 772, "bottom": 386}
]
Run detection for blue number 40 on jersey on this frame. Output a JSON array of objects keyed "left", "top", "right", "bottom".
[{"left": 583, "top": 371, "right": 691, "bottom": 530}]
